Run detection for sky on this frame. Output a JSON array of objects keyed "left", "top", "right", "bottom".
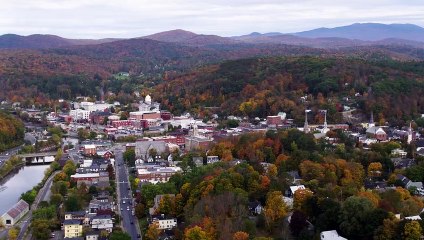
[{"left": 1, "top": 0, "right": 424, "bottom": 39}]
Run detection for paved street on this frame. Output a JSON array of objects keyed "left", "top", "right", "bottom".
[{"left": 115, "top": 148, "right": 141, "bottom": 239}]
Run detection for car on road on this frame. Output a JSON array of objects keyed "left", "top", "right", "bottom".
[
  {"left": 137, "top": 234, "right": 141, "bottom": 238},
  {"left": 127, "top": 206, "right": 130, "bottom": 211},
  {"left": 122, "top": 200, "right": 125, "bottom": 204}
]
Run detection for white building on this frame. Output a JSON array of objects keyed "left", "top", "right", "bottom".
[
  {"left": 91, "top": 215, "right": 114, "bottom": 232},
  {"left": 70, "top": 109, "right": 91, "bottom": 121},
  {"left": 80, "top": 102, "right": 112, "bottom": 112},
  {"left": 0, "top": 199, "right": 29, "bottom": 226},
  {"left": 151, "top": 215, "right": 177, "bottom": 230},
  {"left": 320, "top": 230, "right": 347, "bottom": 240}
]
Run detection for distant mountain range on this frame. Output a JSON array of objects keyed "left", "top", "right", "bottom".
[
  {"left": 0, "top": 34, "right": 120, "bottom": 49},
  {"left": 1, "top": 23, "right": 424, "bottom": 50},
  {"left": 293, "top": 23, "right": 424, "bottom": 41}
]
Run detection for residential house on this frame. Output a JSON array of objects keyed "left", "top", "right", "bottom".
[
  {"left": 192, "top": 157, "right": 204, "bottom": 167},
  {"left": 286, "top": 185, "right": 306, "bottom": 197},
  {"left": 150, "top": 214, "right": 177, "bottom": 230},
  {"left": 286, "top": 171, "right": 302, "bottom": 185},
  {"left": 88, "top": 195, "right": 114, "bottom": 216},
  {"left": 320, "top": 230, "right": 347, "bottom": 240},
  {"left": 91, "top": 215, "right": 114, "bottom": 233},
  {"left": 396, "top": 174, "right": 423, "bottom": 189},
  {"left": 206, "top": 156, "right": 219, "bottom": 164},
  {"left": 85, "top": 230, "right": 100, "bottom": 240},
  {"left": 63, "top": 219, "right": 83, "bottom": 238},
  {"left": 248, "top": 201, "right": 263, "bottom": 215},
  {"left": 391, "top": 158, "right": 416, "bottom": 169}
]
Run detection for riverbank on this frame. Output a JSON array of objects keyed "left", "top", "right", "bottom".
[{"left": 0, "top": 158, "right": 25, "bottom": 183}]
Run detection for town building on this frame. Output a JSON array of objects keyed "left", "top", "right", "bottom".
[
  {"left": 63, "top": 219, "right": 83, "bottom": 238},
  {"left": 70, "top": 109, "right": 91, "bottom": 121},
  {"left": 0, "top": 199, "right": 29, "bottom": 226},
  {"left": 91, "top": 215, "right": 114, "bottom": 232},
  {"left": 137, "top": 166, "right": 182, "bottom": 184}
]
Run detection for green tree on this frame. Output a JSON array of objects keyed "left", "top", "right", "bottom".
[
  {"left": 403, "top": 221, "right": 422, "bottom": 240},
  {"left": 123, "top": 149, "right": 136, "bottom": 167},
  {"left": 65, "top": 195, "right": 81, "bottom": 211},
  {"left": 31, "top": 219, "right": 51, "bottom": 240},
  {"left": 110, "top": 231, "right": 131, "bottom": 240},
  {"left": 339, "top": 196, "right": 375, "bottom": 239}
]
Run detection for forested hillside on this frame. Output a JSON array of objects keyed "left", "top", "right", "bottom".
[
  {"left": 155, "top": 57, "right": 424, "bottom": 124},
  {"left": 0, "top": 112, "right": 25, "bottom": 151}
]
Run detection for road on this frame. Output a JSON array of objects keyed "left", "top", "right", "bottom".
[
  {"left": 115, "top": 147, "right": 141, "bottom": 239},
  {"left": 20, "top": 171, "right": 59, "bottom": 240},
  {"left": 0, "top": 133, "right": 36, "bottom": 167}
]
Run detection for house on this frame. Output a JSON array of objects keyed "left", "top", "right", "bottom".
[
  {"left": 71, "top": 173, "right": 100, "bottom": 187},
  {"left": 83, "top": 145, "right": 97, "bottom": 155},
  {"left": 364, "top": 179, "right": 388, "bottom": 190},
  {"left": 96, "top": 150, "right": 113, "bottom": 159},
  {"left": 320, "top": 230, "right": 347, "bottom": 240},
  {"left": 366, "top": 126, "right": 387, "bottom": 141},
  {"left": 396, "top": 174, "right": 423, "bottom": 189},
  {"left": 91, "top": 215, "right": 114, "bottom": 232},
  {"left": 64, "top": 211, "right": 88, "bottom": 225},
  {"left": 391, "top": 158, "right": 416, "bottom": 169},
  {"left": 286, "top": 185, "right": 306, "bottom": 197},
  {"left": 63, "top": 219, "right": 83, "bottom": 238},
  {"left": 0, "top": 199, "right": 29, "bottom": 226},
  {"left": 159, "top": 230, "right": 176, "bottom": 240},
  {"left": 149, "top": 194, "right": 176, "bottom": 215},
  {"left": 88, "top": 195, "right": 114, "bottom": 216},
  {"left": 150, "top": 214, "right": 177, "bottom": 230},
  {"left": 248, "top": 201, "right": 263, "bottom": 215},
  {"left": 85, "top": 230, "right": 100, "bottom": 240},
  {"left": 206, "top": 156, "right": 219, "bottom": 164},
  {"left": 193, "top": 157, "right": 204, "bottom": 167},
  {"left": 286, "top": 171, "right": 302, "bottom": 185},
  {"left": 391, "top": 148, "right": 407, "bottom": 158}
]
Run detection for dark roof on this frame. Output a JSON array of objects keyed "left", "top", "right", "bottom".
[
  {"left": 151, "top": 214, "right": 175, "bottom": 220},
  {"left": 65, "top": 211, "right": 86, "bottom": 216},
  {"left": 63, "top": 219, "right": 82, "bottom": 225},
  {"left": 248, "top": 201, "right": 262, "bottom": 209},
  {"left": 416, "top": 139, "right": 424, "bottom": 148},
  {"left": 364, "top": 179, "right": 388, "bottom": 189},
  {"left": 392, "top": 158, "right": 416, "bottom": 169},
  {"left": 287, "top": 171, "right": 301, "bottom": 180},
  {"left": 396, "top": 174, "right": 411, "bottom": 186}
]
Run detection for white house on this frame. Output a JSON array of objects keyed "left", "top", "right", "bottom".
[
  {"left": 151, "top": 214, "right": 177, "bottom": 230},
  {"left": 320, "top": 230, "right": 347, "bottom": 240}
]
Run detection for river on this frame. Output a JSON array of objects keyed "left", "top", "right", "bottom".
[{"left": 0, "top": 165, "right": 49, "bottom": 215}]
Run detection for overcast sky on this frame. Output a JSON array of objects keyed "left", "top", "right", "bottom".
[{"left": 1, "top": 0, "right": 423, "bottom": 39}]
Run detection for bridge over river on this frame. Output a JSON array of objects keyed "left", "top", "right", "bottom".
[{"left": 18, "top": 152, "right": 57, "bottom": 164}]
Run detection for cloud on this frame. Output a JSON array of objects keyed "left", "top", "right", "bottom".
[{"left": 0, "top": 0, "right": 423, "bottom": 38}]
